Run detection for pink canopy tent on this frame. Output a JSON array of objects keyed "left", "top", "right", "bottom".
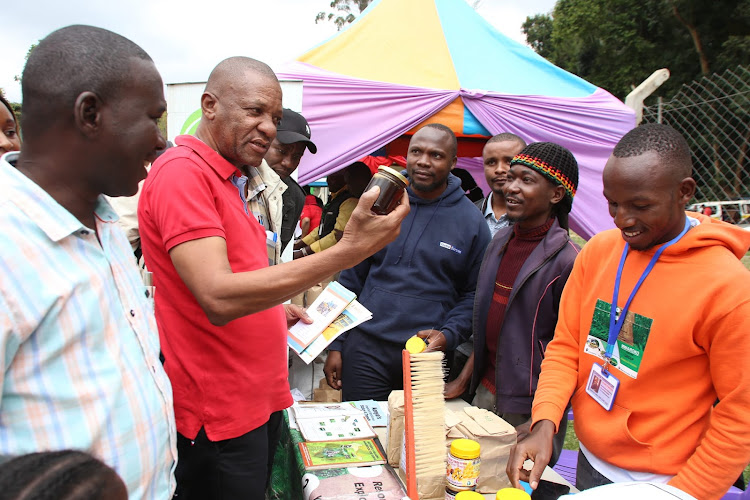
[{"left": 277, "top": 0, "right": 635, "bottom": 238}]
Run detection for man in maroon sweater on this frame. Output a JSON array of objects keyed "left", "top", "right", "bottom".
[{"left": 445, "top": 142, "right": 580, "bottom": 468}]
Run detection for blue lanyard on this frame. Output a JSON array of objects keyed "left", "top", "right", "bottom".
[{"left": 606, "top": 217, "right": 691, "bottom": 360}]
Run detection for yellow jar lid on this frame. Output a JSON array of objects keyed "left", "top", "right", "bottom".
[
  {"left": 405, "top": 335, "right": 426, "bottom": 354},
  {"left": 450, "top": 438, "right": 480, "bottom": 459},
  {"left": 495, "top": 488, "right": 531, "bottom": 500},
  {"left": 455, "top": 491, "right": 484, "bottom": 500},
  {"left": 377, "top": 165, "right": 409, "bottom": 186}
]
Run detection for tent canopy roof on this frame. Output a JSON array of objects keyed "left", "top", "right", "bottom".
[
  {"left": 300, "top": 0, "right": 595, "bottom": 97},
  {"left": 279, "top": 0, "right": 635, "bottom": 238}
]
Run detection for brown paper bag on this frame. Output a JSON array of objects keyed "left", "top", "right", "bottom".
[
  {"left": 446, "top": 406, "right": 517, "bottom": 493},
  {"left": 386, "top": 391, "right": 404, "bottom": 466},
  {"left": 312, "top": 377, "right": 341, "bottom": 402}
]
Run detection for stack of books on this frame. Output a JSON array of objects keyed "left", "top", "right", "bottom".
[{"left": 290, "top": 402, "right": 407, "bottom": 499}]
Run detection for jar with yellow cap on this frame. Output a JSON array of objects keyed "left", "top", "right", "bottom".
[
  {"left": 405, "top": 335, "right": 426, "bottom": 354},
  {"left": 366, "top": 165, "right": 409, "bottom": 215},
  {"left": 446, "top": 438, "right": 481, "bottom": 490},
  {"left": 495, "top": 487, "right": 531, "bottom": 500}
]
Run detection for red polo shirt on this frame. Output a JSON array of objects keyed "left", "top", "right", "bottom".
[{"left": 139, "top": 135, "right": 291, "bottom": 441}]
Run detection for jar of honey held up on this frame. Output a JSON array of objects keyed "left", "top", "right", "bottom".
[
  {"left": 447, "top": 438, "right": 481, "bottom": 490},
  {"left": 366, "top": 165, "right": 409, "bottom": 215}
]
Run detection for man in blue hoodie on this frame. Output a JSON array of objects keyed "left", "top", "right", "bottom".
[{"left": 324, "top": 124, "right": 491, "bottom": 401}]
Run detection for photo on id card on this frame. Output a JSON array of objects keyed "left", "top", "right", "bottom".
[
  {"left": 586, "top": 363, "right": 619, "bottom": 411},
  {"left": 584, "top": 299, "right": 654, "bottom": 379}
]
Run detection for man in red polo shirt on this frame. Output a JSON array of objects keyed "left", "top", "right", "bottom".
[{"left": 138, "top": 56, "right": 409, "bottom": 500}]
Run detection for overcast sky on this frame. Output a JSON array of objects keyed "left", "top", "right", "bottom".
[{"left": 2, "top": 0, "right": 556, "bottom": 103}]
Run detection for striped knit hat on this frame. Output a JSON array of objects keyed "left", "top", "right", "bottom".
[{"left": 510, "top": 142, "right": 579, "bottom": 211}]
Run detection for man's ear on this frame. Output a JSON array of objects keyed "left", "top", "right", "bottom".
[
  {"left": 450, "top": 156, "right": 457, "bottom": 170},
  {"left": 550, "top": 184, "right": 566, "bottom": 205},
  {"left": 678, "top": 177, "right": 696, "bottom": 205},
  {"left": 74, "top": 92, "right": 102, "bottom": 137},
  {"left": 201, "top": 92, "right": 218, "bottom": 120}
]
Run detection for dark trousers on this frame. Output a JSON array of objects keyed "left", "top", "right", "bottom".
[
  {"left": 174, "top": 411, "right": 283, "bottom": 500},
  {"left": 576, "top": 450, "right": 614, "bottom": 491},
  {"left": 341, "top": 330, "right": 405, "bottom": 401}
]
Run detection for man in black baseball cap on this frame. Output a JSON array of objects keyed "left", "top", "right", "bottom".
[{"left": 263, "top": 108, "right": 317, "bottom": 249}]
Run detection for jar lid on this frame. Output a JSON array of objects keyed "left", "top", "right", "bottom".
[
  {"left": 450, "top": 438, "right": 480, "bottom": 459},
  {"left": 377, "top": 165, "right": 409, "bottom": 186},
  {"left": 495, "top": 488, "right": 531, "bottom": 500},
  {"left": 405, "top": 335, "right": 426, "bottom": 354},
  {"left": 455, "top": 491, "right": 484, "bottom": 500}
]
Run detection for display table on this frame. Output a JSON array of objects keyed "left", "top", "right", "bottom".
[
  {"left": 267, "top": 399, "right": 576, "bottom": 499},
  {"left": 377, "top": 399, "right": 578, "bottom": 499}
]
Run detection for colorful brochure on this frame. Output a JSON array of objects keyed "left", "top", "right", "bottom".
[
  {"left": 298, "top": 439, "right": 386, "bottom": 470},
  {"left": 296, "top": 299, "right": 372, "bottom": 364},
  {"left": 288, "top": 281, "right": 356, "bottom": 353}
]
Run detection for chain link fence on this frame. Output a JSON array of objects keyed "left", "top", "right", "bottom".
[{"left": 642, "top": 66, "right": 750, "bottom": 222}]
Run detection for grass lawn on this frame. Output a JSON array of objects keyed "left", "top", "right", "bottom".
[{"left": 564, "top": 235, "right": 750, "bottom": 487}]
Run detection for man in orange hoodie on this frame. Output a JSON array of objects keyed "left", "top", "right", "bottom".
[{"left": 507, "top": 124, "right": 750, "bottom": 500}]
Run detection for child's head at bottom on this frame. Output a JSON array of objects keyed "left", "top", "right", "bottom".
[{"left": 0, "top": 450, "right": 127, "bottom": 500}]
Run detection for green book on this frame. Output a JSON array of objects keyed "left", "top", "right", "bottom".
[{"left": 298, "top": 439, "right": 386, "bottom": 470}]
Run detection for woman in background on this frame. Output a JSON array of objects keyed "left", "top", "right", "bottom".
[
  {"left": 299, "top": 192, "right": 324, "bottom": 237},
  {"left": 0, "top": 94, "right": 21, "bottom": 154}
]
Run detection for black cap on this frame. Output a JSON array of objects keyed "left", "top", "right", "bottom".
[{"left": 277, "top": 108, "right": 317, "bottom": 154}]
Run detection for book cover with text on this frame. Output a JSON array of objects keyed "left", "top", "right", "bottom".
[{"left": 299, "top": 439, "right": 386, "bottom": 470}]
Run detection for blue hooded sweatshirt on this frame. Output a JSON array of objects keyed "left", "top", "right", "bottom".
[{"left": 331, "top": 173, "right": 491, "bottom": 351}]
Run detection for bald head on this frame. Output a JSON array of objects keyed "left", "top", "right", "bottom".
[
  {"left": 205, "top": 57, "right": 278, "bottom": 96},
  {"left": 21, "top": 25, "right": 153, "bottom": 139},
  {"left": 197, "top": 57, "right": 282, "bottom": 170}
]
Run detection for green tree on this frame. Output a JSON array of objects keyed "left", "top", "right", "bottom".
[
  {"left": 523, "top": 0, "right": 750, "bottom": 99},
  {"left": 522, "top": 14, "right": 554, "bottom": 59},
  {"left": 315, "top": 0, "right": 372, "bottom": 30},
  {"left": 14, "top": 43, "right": 38, "bottom": 87},
  {"left": 1, "top": 89, "right": 22, "bottom": 119}
]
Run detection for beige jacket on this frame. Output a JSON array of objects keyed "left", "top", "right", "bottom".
[{"left": 252, "top": 160, "right": 287, "bottom": 264}]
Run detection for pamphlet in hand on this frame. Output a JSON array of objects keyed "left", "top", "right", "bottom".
[
  {"left": 288, "top": 281, "right": 356, "bottom": 353},
  {"left": 295, "top": 299, "right": 373, "bottom": 364}
]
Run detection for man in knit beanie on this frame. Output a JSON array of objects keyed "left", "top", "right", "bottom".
[{"left": 446, "top": 142, "right": 580, "bottom": 472}]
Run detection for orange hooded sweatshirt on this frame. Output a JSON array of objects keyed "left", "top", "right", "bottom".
[{"left": 532, "top": 213, "right": 750, "bottom": 500}]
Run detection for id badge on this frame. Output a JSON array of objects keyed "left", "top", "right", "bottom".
[
  {"left": 586, "top": 363, "right": 620, "bottom": 411},
  {"left": 265, "top": 231, "right": 278, "bottom": 266}
]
